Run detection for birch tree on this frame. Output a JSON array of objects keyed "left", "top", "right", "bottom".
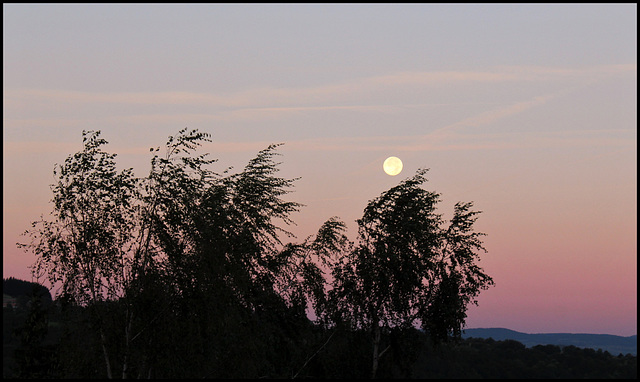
[
  {"left": 20, "top": 130, "right": 139, "bottom": 378},
  {"left": 326, "top": 169, "right": 494, "bottom": 378}
]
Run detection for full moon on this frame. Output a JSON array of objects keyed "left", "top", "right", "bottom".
[{"left": 383, "top": 156, "right": 403, "bottom": 176}]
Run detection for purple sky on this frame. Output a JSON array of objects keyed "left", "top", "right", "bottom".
[{"left": 3, "top": 4, "right": 636, "bottom": 335}]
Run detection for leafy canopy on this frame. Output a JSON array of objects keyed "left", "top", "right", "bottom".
[{"left": 17, "top": 129, "right": 493, "bottom": 378}]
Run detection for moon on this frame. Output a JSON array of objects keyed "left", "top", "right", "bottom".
[{"left": 383, "top": 156, "right": 403, "bottom": 176}]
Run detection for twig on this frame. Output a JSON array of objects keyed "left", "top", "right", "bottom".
[{"left": 292, "top": 329, "right": 337, "bottom": 379}]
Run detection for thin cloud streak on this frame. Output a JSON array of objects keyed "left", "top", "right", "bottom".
[
  {"left": 440, "top": 94, "right": 559, "bottom": 130},
  {"left": 6, "top": 128, "right": 631, "bottom": 157},
  {"left": 4, "top": 63, "right": 635, "bottom": 156},
  {"left": 3, "top": 140, "right": 83, "bottom": 155},
  {"left": 4, "top": 64, "right": 633, "bottom": 111},
  {"left": 285, "top": 128, "right": 635, "bottom": 153}
]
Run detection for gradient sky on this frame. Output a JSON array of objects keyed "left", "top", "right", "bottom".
[{"left": 3, "top": 4, "right": 637, "bottom": 336}]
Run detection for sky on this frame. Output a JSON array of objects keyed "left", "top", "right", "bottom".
[{"left": 3, "top": 4, "right": 637, "bottom": 336}]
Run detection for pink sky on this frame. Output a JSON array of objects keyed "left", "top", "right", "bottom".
[{"left": 3, "top": 4, "right": 637, "bottom": 335}]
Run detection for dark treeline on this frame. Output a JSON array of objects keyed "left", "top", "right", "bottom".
[
  {"left": 16, "top": 128, "right": 629, "bottom": 379},
  {"left": 3, "top": 277, "right": 52, "bottom": 305},
  {"left": 414, "top": 337, "right": 637, "bottom": 378},
  {"left": 4, "top": 299, "right": 637, "bottom": 378}
]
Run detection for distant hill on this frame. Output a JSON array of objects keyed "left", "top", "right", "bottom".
[
  {"left": 462, "top": 328, "right": 637, "bottom": 356},
  {"left": 2, "top": 277, "right": 52, "bottom": 307}
]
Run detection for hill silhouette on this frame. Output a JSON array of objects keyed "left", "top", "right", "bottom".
[
  {"left": 462, "top": 327, "right": 637, "bottom": 356},
  {"left": 3, "top": 277, "right": 52, "bottom": 308}
]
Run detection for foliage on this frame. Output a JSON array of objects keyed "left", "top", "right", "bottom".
[
  {"left": 9, "top": 285, "right": 60, "bottom": 378},
  {"left": 3, "top": 277, "right": 52, "bottom": 304},
  {"left": 325, "top": 168, "right": 494, "bottom": 377},
  {"left": 5, "top": 304, "right": 636, "bottom": 379},
  {"left": 18, "top": 130, "right": 142, "bottom": 378},
  {"left": 412, "top": 335, "right": 637, "bottom": 379},
  {"left": 20, "top": 131, "right": 139, "bottom": 306},
  {"left": 16, "top": 128, "right": 498, "bottom": 378}
]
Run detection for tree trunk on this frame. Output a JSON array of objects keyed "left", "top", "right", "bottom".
[
  {"left": 371, "top": 321, "right": 391, "bottom": 379},
  {"left": 371, "top": 323, "right": 381, "bottom": 378},
  {"left": 99, "top": 328, "right": 113, "bottom": 379}
]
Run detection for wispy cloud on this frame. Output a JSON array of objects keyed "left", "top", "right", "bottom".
[
  {"left": 434, "top": 93, "right": 560, "bottom": 134},
  {"left": 3, "top": 140, "right": 82, "bottom": 155},
  {"left": 5, "top": 64, "right": 633, "bottom": 111},
  {"left": 280, "top": 126, "right": 636, "bottom": 154},
  {"left": 4, "top": 63, "right": 635, "bottom": 155}
]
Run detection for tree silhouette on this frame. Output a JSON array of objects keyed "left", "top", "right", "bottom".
[
  {"left": 12, "top": 284, "right": 59, "bottom": 378},
  {"left": 19, "top": 130, "right": 139, "bottom": 378},
  {"left": 17, "top": 129, "right": 497, "bottom": 378},
  {"left": 325, "top": 169, "right": 494, "bottom": 378}
]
